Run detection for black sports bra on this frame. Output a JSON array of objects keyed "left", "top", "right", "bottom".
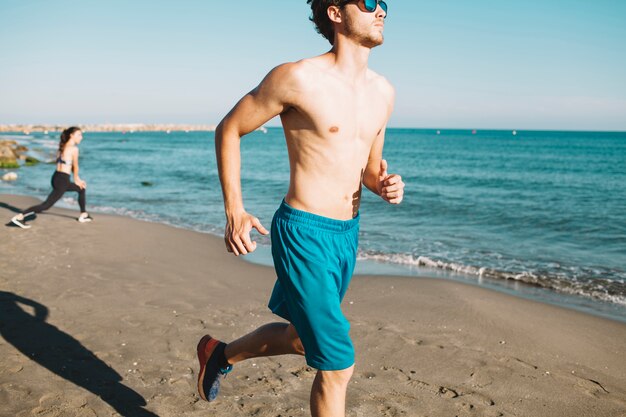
[{"left": 56, "top": 154, "right": 72, "bottom": 167}]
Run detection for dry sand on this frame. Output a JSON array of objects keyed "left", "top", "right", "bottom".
[{"left": 1, "top": 194, "right": 625, "bottom": 417}]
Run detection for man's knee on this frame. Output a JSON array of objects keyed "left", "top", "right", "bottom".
[{"left": 318, "top": 365, "right": 354, "bottom": 388}]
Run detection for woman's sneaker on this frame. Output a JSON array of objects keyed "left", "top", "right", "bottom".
[
  {"left": 78, "top": 213, "right": 93, "bottom": 223},
  {"left": 10, "top": 215, "right": 31, "bottom": 229}
]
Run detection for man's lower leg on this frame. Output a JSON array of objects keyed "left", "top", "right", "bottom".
[{"left": 224, "top": 322, "right": 304, "bottom": 364}]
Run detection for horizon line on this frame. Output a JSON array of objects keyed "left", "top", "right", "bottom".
[{"left": 0, "top": 124, "right": 624, "bottom": 134}]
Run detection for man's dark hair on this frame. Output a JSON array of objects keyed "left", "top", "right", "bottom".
[{"left": 307, "top": 0, "right": 344, "bottom": 45}]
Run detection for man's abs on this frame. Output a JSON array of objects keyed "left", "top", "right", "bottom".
[{"left": 284, "top": 163, "right": 364, "bottom": 221}]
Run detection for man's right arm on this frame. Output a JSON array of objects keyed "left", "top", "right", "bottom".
[{"left": 216, "top": 62, "right": 300, "bottom": 256}]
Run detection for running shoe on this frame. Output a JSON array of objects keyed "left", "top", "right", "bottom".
[
  {"left": 10, "top": 215, "right": 31, "bottom": 229},
  {"left": 78, "top": 213, "right": 93, "bottom": 223},
  {"left": 197, "top": 335, "right": 233, "bottom": 402}
]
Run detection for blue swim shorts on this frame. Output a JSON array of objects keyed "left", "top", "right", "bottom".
[{"left": 268, "top": 200, "right": 359, "bottom": 371}]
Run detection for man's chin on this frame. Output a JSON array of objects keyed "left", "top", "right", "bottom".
[{"left": 364, "top": 35, "right": 384, "bottom": 48}]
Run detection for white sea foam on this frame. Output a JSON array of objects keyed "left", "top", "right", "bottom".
[
  {"left": 29, "top": 140, "right": 58, "bottom": 150},
  {"left": 357, "top": 250, "right": 626, "bottom": 306}
]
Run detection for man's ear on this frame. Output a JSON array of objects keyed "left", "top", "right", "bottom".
[{"left": 327, "top": 5, "right": 343, "bottom": 24}]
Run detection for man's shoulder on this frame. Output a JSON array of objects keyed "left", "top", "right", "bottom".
[
  {"left": 367, "top": 69, "right": 394, "bottom": 95},
  {"left": 263, "top": 59, "right": 319, "bottom": 89},
  {"left": 277, "top": 56, "right": 327, "bottom": 79}
]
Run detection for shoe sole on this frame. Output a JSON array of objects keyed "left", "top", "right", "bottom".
[
  {"left": 197, "top": 335, "right": 220, "bottom": 402},
  {"left": 11, "top": 218, "right": 31, "bottom": 229}
]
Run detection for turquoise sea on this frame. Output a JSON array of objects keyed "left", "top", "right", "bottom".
[{"left": 2, "top": 129, "right": 625, "bottom": 322}]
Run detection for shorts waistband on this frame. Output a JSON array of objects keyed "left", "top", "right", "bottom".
[{"left": 275, "top": 200, "right": 359, "bottom": 233}]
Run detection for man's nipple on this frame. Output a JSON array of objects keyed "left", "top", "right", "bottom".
[{"left": 329, "top": 126, "right": 339, "bottom": 133}]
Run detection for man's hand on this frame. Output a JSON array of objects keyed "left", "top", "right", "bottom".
[
  {"left": 224, "top": 211, "right": 269, "bottom": 256},
  {"left": 377, "top": 159, "right": 404, "bottom": 204},
  {"left": 76, "top": 179, "right": 87, "bottom": 189}
]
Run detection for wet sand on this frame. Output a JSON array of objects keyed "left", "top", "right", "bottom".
[{"left": 1, "top": 194, "right": 625, "bottom": 417}]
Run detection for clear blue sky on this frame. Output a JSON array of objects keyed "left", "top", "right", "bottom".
[{"left": 1, "top": 0, "right": 625, "bottom": 130}]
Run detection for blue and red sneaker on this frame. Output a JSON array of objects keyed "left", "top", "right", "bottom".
[{"left": 197, "top": 335, "right": 233, "bottom": 402}]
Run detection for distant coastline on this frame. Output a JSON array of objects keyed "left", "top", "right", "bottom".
[
  {"left": 0, "top": 124, "right": 218, "bottom": 133},
  {"left": 1, "top": 125, "right": 624, "bottom": 134}
]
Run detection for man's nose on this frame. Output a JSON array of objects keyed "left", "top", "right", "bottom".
[{"left": 376, "top": 5, "right": 386, "bottom": 18}]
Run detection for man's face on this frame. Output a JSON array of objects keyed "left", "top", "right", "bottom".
[{"left": 341, "top": 0, "right": 387, "bottom": 48}]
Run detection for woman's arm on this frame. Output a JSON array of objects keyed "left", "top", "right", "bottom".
[{"left": 72, "top": 148, "right": 86, "bottom": 189}]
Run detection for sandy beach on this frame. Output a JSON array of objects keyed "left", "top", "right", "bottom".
[{"left": 1, "top": 193, "right": 625, "bottom": 417}]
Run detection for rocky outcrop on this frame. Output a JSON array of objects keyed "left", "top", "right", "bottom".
[
  {"left": 25, "top": 156, "right": 40, "bottom": 166},
  {"left": 0, "top": 140, "right": 27, "bottom": 169}
]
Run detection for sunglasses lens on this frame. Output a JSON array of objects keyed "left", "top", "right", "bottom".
[
  {"left": 364, "top": 0, "right": 377, "bottom": 12},
  {"left": 363, "top": 0, "right": 387, "bottom": 15}
]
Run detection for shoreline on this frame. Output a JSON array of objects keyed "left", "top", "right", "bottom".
[
  {"left": 2, "top": 193, "right": 626, "bottom": 416},
  {"left": 5, "top": 190, "right": 626, "bottom": 324},
  {"left": 3, "top": 190, "right": 624, "bottom": 324}
]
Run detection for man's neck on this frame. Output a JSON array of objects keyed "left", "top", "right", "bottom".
[{"left": 330, "top": 36, "right": 371, "bottom": 83}]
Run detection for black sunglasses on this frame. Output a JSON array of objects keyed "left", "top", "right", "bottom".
[{"left": 341, "top": 0, "right": 388, "bottom": 16}]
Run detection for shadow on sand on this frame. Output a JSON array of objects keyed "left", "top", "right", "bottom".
[{"left": 0, "top": 291, "right": 158, "bottom": 417}]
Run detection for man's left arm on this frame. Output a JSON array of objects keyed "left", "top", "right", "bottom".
[{"left": 363, "top": 84, "right": 404, "bottom": 204}]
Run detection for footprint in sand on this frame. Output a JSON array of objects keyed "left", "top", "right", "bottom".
[
  {"left": 380, "top": 366, "right": 463, "bottom": 401},
  {"left": 508, "top": 356, "right": 539, "bottom": 370},
  {"left": 406, "top": 378, "right": 430, "bottom": 390},
  {"left": 574, "top": 376, "right": 610, "bottom": 397},
  {"left": 437, "top": 386, "right": 459, "bottom": 399},
  {"left": 0, "top": 382, "right": 31, "bottom": 401},
  {"left": 464, "top": 391, "right": 496, "bottom": 406},
  {"left": 9, "top": 364, "right": 24, "bottom": 373},
  {"left": 120, "top": 315, "right": 143, "bottom": 327},
  {"left": 360, "top": 371, "right": 377, "bottom": 380},
  {"left": 369, "top": 391, "right": 420, "bottom": 417},
  {"left": 377, "top": 403, "right": 408, "bottom": 416},
  {"left": 375, "top": 323, "right": 423, "bottom": 347},
  {"left": 32, "top": 393, "right": 96, "bottom": 417},
  {"left": 380, "top": 365, "right": 412, "bottom": 382},
  {"left": 469, "top": 368, "right": 493, "bottom": 388}
]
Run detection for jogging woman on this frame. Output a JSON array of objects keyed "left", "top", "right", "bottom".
[{"left": 11, "top": 126, "right": 93, "bottom": 229}]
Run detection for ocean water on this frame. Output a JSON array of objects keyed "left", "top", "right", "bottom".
[{"left": 2, "top": 129, "right": 625, "bottom": 321}]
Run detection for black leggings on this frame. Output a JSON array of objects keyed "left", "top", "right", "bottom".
[{"left": 23, "top": 172, "right": 86, "bottom": 215}]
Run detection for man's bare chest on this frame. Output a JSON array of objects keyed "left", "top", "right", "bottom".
[{"left": 292, "top": 85, "right": 388, "bottom": 141}]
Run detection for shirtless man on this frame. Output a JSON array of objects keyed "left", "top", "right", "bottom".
[{"left": 197, "top": 1, "right": 404, "bottom": 415}]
